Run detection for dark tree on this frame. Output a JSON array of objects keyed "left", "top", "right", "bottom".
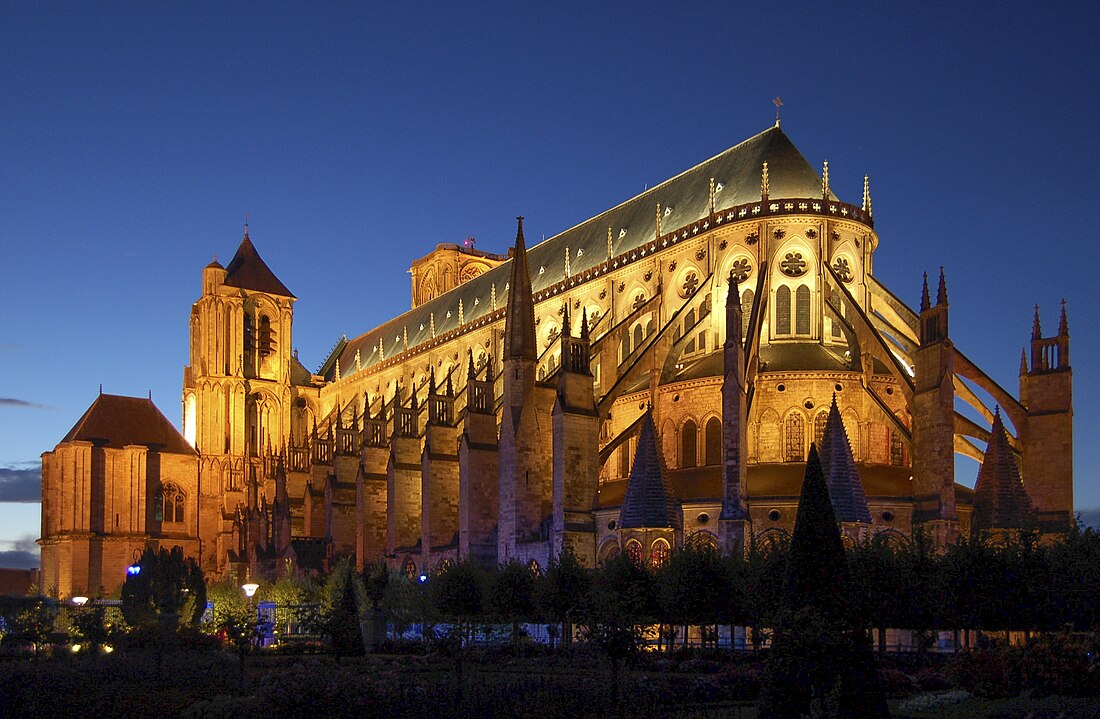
[
  {"left": 534, "top": 549, "right": 590, "bottom": 647},
  {"left": 428, "top": 558, "right": 484, "bottom": 645},
  {"left": 655, "top": 541, "right": 730, "bottom": 649},
  {"left": 120, "top": 546, "right": 206, "bottom": 629},
  {"left": 323, "top": 560, "right": 365, "bottom": 661},
  {"left": 485, "top": 559, "right": 536, "bottom": 644},
  {"left": 758, "top": 445, "right": 888, "bottom": 719}
]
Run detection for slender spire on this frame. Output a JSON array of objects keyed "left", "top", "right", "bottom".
[
  {"left": 1059, "top": 299, "right": 1069, "bottom": 336},
  {"left": 920, "top": 272, "right": 931, "bottom": 312},
  {"left": 562, "top": 302, "right": 571, "bottom": 338},
  {"left": 726, "top": 270, "right": 743, "bottom": 349},
  {"left": 936, "top": 267, "right": 948, "bottom": 306},
  {"left": 1019, "top": 348, "right": 1028, "bottom": 375},
  {"left": 428, "top": 368, "right": 436, "bottom": 396},
  {"left": 445, "top": 371, "right": 453, "bottom": 397},
  {"left": 863, "top": 175, "right": 872, "bottom": 217},
  {"left": 504, "top": 216, "right": 537, "bottom": 360},
  {"left": 467, "top": 351, "right": 476, "bottom": 379},
  {"left": 580, "top": 306, "right": 590, "bottom": 340},
  {"left": 1032, "top": 305, "right": 1042, "bottom": 340}
]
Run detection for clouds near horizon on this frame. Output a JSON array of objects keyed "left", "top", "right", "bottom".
[
  {"left": 0, "top": 465, "right": 41, "bottom": 502},
  {"left": 0, "top": 397, "right": 52, "bottom": 410}
]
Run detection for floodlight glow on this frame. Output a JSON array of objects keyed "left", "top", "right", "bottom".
[
  {"left": 126, "top": 565, "right": 141, "bottom": 576},
  {"left": 72, "top": 596, "right": 89, "bottom": 606},
  {"left": 241, "top": 583, "right": 260, "bottom": 598},
  {"left": 418, "top": 574, "right": 428, "bottom": 583}
]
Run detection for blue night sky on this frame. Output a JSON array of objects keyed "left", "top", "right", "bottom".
[{"left": 2, "top": 3, "right": 1097, "bottom": 566}]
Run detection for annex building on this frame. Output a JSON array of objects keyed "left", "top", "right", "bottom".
[{"left": 39, "top": 124, "right": 1073, "bottom": 596}]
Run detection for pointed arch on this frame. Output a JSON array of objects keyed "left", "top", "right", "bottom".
[
  {"left": 784, "top": 411, "right": 806, "bottom": 461},
  {"left": 775, "top": 285, "right": 791, "bottom": 335},
  {"left": 741, "top": 288, "right": 755, "bottom": 341},
  {"left": 704, "top": 416, "right": 722, "bottom": 466},
  {"left": 680, "top": 418, "right": 698, "bottom": 468},
  {"left": 795, "top": 284, "right": 811, "bottom": 335}
]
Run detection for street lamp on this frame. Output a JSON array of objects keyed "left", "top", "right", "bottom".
[
  {"left": 72, "top": 596, "right": 89, "bottom": 606},
  {"left": 241, "top": 583, "right": 259, "bottom": 599}
]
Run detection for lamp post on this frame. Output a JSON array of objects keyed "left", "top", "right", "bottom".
[
  {"left": 72, "top": 596, "right": 89, "bottom": 607},
  {"left": 242, "top": 582, "right": 260, "bottom": 647}
]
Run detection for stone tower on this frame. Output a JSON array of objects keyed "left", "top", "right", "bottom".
[
  {"left": 1019, "top": 303, "right": 1073, "bottom": 528},
  {"left": 911, "top": 269, "right": 957, "bottom": 546},
  {"left": 183, "top": 226, "right": 298, "bottom": 571}
]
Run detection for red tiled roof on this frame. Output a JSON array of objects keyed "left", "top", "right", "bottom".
[{"left": 61, "top": 394, "right": 196, "bottom": 454}]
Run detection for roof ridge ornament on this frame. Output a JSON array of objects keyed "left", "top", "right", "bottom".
[
  {"left": 773, "top": 96, "right": 783, "bottom": 127},
  {"left": 822, "top": 160, "right": 830, "bottom": 200},
  {"left": 863, "top": 175, "right": 873, "bottom": 217},
  {"left": 761, "top": 161, "right": 770, "bottom": 202}
]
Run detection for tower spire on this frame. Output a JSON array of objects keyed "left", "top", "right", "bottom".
[
  {"left": 936, "top": 267, "right": 948, "bottom": 306},
  {"left": 920, "top": 272, "right": 931, "bottom": 312},
  {"left": 504, "top": 216, "right": 537, "bottom": 360},
  {"left": 1059, "top": 299, "right": 1068, "bottom": 336},
  {"left": 863, "top": 175, "right": 872, "bottom": 217},
  {"left": 1032, "top": 305, "right": 1042, "bottom": 340}
]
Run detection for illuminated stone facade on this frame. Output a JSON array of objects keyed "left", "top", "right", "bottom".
[{"left": 40, "top": 124, "right": 1075, "bottom": 593}]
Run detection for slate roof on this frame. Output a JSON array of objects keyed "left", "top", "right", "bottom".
[
  {"left": 224, "top": 230, "right": 295, "bottom": 298},
  {"left": 818, "top": 396, "right": 873, "bottom": 523},
  {"left": 326, "top": 125, "right": 831, "bottom": 379},
  {"left": 60, "top": 394, "right": 196, "bottom": 454},
  {"left": 618, "top": 410, "right": 682, "bottom": 530},
  {"left": 971, "top": 410, "right": 1034, "bottom": 535}
]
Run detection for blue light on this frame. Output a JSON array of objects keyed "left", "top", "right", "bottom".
[
  {"left": 126, "top": 565, "right": 141, "bottom": 576},
  {"left": 418, "top": 574, "right": 428, "bottom": 583}
]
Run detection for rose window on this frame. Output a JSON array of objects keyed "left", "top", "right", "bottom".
[
  {"left": 832, "top": 257, "right": 853, "bottom": 282},
  {"left": 729, "top": 258, "right": 752, "bottom": 284},
  {"left": 780, "top": 252, "right": 807, "bottom": 277}
]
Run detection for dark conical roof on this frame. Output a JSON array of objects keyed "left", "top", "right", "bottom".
[
  {"left": 783, "top": 444, "right": 850, "bottom": 614},
  {"left": 61, "top": 394, "right": 196, "bottom": 455},
  {"left": 224, "top": 229, "right": 295, "bottom": 298},
  {"left": 618, "top": 410, "right": 682, "bottom": 530},
  {"left": 971, "top": 410, "right": 1034, "bottom": 536},
  {"left": 819, "top": 396, "right": 872, "bottom": 523},
  {"left": 503, "top": 217, "right": 537, "bottom": 360}
]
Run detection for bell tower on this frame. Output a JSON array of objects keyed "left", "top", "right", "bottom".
[{"left": 183, "top": 226, "right": 297, "bottom": 570}]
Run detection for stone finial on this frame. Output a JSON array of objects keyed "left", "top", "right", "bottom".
[
  {"left": 445, "top": 372, "right": 453, "bottom": 397},
  {"left": 403, "top": 325, "right": 408, "bottom": 350},
  {"left": 1019, "top": 348, "right": 1028, "bottom": 375},
  {"left": 580, "top": 306, "right": 590, "bottom": 340},
  {"left": 1032, "top": 305, "right": 1042, "bottom": 340},
  {"left": 430, "top": 312, "right": 436, "bottom": 338},
  {"left": 709, "top": 177, "right": 716, "bottom": 215},
  {"left": 378, "top": 337, "right": 384, "bottom": 361},
  {"left": 335, "top": 358, "right": 341, "bottom": 381},
  {"left": 565, "top": 246, "right": 571, "bottom": 278},
  {"left": 920, "top": 272, "right": 931, "bottom": 312},
  {"left": 863, "top": 175, "right": 872, "bottom": 217},
  {"left": 1059, "top": 299, "right": 1069, "bottom": 336},
  {"left": 822, "top": 160, "right": 830, "bottom": 199},
  {"left": 936, "top": 267, "right": 948, "bottom": 306},
  {"left": 761, "top": 162, "right": 770, "bottom": 201},
  {"left": 607, "top": 226, "right": 613, "bottom": 260},
  {"left": 428, "top": 368, "right": 436, "bottom": 396},
  {"left": 467, "top": 351, "right": 476, "bottom": 379},
  {"left": 354, "top": 348, "right": 361, "bottom": 372},
  {"left": 491, "top": 283, "right": 497, "bottom": 311}
]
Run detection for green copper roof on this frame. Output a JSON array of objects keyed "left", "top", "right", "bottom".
[{"left": 328, "top": 125, "right": 832, "bottom": 381}]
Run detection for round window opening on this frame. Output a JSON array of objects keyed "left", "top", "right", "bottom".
[
  {"left": 882, "top": 511, "right": 895, "bottom": 523},
  {"left": 768, "top": 509, "right": 782, "bottom": 522},
  {"left": 697, "top": 512, "right": 710, "bottom": 525},
  {"left": 673, "top": 393, "right": 680, "bottom": 402},
  {"left": 804, "top": 400, "right": 814, "bottom": 410},
  {"left": 886, "top": 387, "right": 894, "bottom": 395},
  {"left": 607, "top": 520, "right": 617, "bottom": 531},
  {"left": 777, "top": 384, "right": 786, "bottom": 392},
  {"left": 834, "top": 383, "right": 843, "bottom": 392}
]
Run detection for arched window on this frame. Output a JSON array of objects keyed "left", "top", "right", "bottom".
[
  {"left": 689, "top": 532, "right": 718, "bottom": 552},
  {"left": 403, "top": 558, "right": 417, "bottom": 578},
  {"left": 785, "top": 413, "right": 805, "bottom": 462},
  {"left": 704, "top": 417, "right": 722, "bottom": 466},
  {"left": 633, "top": 324, "right": 644, "bottom": 351},
  {"left": 684, "top": 308, "right": 697, "bottom": 333},
  {"left": 741, "top": 289, "right": 754, "bottom": 340},
  {"left": 680, "top": 420, "right": 698, "bottom": 468},
  {"left": 620, "top": 334, "right": 630, "bottom": 363},
  {"left": 814, "top": 411, "right": 829, "bottom": 448},
  {"left": 775, "top": 286, "right": 791, "bottom": 335},
  {"left": 598, "top": 539, "right": 621, "bottom": 563},
  {"left": 645, "top": 318, "right": 655, "bottom": 337},
  {"left": 795, "top": 285, "right": 811, "bottom": 335},
  {"left": 651, "top": 538, "right": 671, "bottom": 568},
  {"left": 155, "top": 483, "right": 185, "bottom": 523},
  {"left": 624, "top": 538, "right": 643, "bottom": 564},
  {"left": 619, "top": 441, "right": 632, "bottom": 478},
  {"left": 258, "top": 315, "right": 275, "bottom": 356},
  {"left": 243, "top": 314, "right": 254, "bottom": 355}
]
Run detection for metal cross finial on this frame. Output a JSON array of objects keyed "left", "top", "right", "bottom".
[{"left": 773, "top": 97, "right": 783, "bottom": 126}]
